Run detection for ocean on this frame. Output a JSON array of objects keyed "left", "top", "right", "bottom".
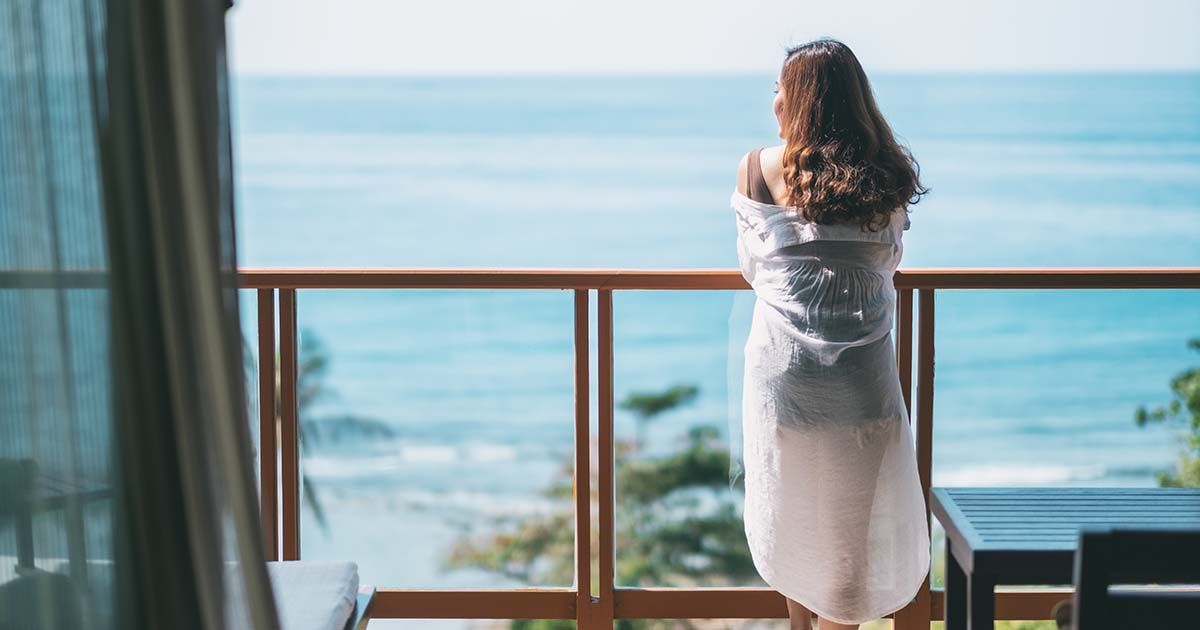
[{"left": 230, "top": 73, "right": 1200, "bottom": 615}]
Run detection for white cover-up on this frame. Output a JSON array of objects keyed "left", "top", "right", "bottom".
[{"left": 731, "top": 189, "right": 930, "bottom": 624}]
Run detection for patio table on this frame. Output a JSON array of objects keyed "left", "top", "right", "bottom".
[{"left": 930, "top": 486, "right": 1200, "bottom": 629}]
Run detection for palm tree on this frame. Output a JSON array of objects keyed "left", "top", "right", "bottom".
[{"left": 243, "top": 328, "right": 333, "bottom": 530}]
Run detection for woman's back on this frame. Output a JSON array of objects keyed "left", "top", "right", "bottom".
[
  {"left": 734, "top": 146, "right": 906, "bottom": 362},
  {"left": 734, "top": 146, "right": 927, "bottom": 625}
]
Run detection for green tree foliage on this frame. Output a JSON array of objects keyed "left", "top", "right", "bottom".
[
  {"left": 621, "top": 384, "right": 699, "bottom": 449},
  {"left": 446, "top": 384, "right": 758, "bottom": 630},
  {"left": 617, "top": 426, "right": 754, "bottom": 589},
  {"left": 1135, "top": 337, "right": 1200, "bottom": 488}
]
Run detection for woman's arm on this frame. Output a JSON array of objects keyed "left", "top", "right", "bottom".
[
  {"left": 736, "top": 151, "right": 750, "bottom": 196},
  {"left": 733, "top": 151, "right": 756, "bottom": 284}
]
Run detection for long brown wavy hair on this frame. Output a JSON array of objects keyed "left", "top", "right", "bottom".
[{"left": 776, "top": 39, "right": 927, "bottom": 230}]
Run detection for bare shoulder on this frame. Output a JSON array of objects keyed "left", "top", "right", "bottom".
[{"left": 758, "top": 144, "right": 787, "bottom": 183}]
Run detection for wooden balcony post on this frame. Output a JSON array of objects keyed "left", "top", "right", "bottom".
[
  {"left": 256, "top": 288, "right": 279, "bottom": 560},
  {"left": 573, "top": 290, "right": 593, "bottom": 624},
  {"left": 895, "top": 289, "right": 936, "bottom": 629},
  {"left": 897, "top": 288, "right": 914, "bottom": 417},
  {"left": 584, "top": 289, "right": 617, "bottom": 629},
  {"left": 279, "top": 288, "right": 300, "bottom": 560}
]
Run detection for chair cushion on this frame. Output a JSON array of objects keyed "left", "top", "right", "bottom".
[{"left": 269, "top": 561, "right": 360, "bottom": 630}]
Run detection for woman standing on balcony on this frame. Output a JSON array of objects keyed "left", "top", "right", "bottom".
[{"left": 732, "top": 39, "right": 930, "bottom": 630}]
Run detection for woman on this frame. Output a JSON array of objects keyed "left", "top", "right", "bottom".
[{"left": 732, "top": 39, "right": 930, "bottom": 630}]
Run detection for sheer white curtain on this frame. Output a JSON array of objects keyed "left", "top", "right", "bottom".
[{"left": 1, "top": 1, "right": 278, "bottom": 629}]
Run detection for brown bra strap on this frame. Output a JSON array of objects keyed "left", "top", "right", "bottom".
[{"left": 746, "top": 147, "right": 775, "bottom": 204}]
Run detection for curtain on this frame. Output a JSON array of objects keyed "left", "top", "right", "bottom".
[{"left": 1, "top": 0, "right": 278, "bottom": 628}]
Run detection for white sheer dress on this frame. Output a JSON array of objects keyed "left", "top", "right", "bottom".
[{"left": 731, "top": 185, "right": 930, "bottom": 624}]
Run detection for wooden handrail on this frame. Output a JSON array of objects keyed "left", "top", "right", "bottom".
[
  {"left": 5, "top": 267, "right": 1199, "bottom": 290},
  {"left": 234, "top": 267, "right": 1200, "bottom": 290}
]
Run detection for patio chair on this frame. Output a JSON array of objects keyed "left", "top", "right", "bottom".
[
  {"left": 269, "top": 561, "right": 374, "bottom": 630},
  {"left": 1071, "top": 527, "right": 1200, "bottom": 629}
]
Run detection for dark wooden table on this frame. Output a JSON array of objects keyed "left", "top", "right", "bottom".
[{"left": 930, "top": 487, "right": 1200, "bottom": 630}]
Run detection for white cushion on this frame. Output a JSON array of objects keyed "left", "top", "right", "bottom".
[{"left": 269, "top": 560, "right": 360, "bottom": 630}]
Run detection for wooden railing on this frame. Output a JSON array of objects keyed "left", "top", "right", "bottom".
[{"left": 242, "top": 267, "right": 1200, "bottom": 628}]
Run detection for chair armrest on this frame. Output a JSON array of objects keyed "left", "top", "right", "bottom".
[{"left": 347, "top": 586, "right": 375, "bottom": 630}]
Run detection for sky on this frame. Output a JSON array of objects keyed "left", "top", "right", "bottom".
[{"left": 228, "top": 0, "right": 1200, "bottom": 75}]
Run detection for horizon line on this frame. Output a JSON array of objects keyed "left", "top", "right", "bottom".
[{"left": 230, "top": 68, "right": 1200, "bottom": 79}]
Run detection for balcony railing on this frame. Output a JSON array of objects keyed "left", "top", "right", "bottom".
[{"left": 242, "top": 267, "right": 1200, "bottom": 628}]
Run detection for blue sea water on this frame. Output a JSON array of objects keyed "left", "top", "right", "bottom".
[{"left": 231, "top": 74, "right": 1200, "bottom": 596}]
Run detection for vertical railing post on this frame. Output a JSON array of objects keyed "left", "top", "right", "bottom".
[
  {"left": 573, "top": 290, "right": 594, "bottom": 626},
  {"left": 897, "top": 288, "right": 914, "bottom": 417},
  {"left": 279, "top": 288, "right": 301, "bottom": 560},
  {"left": 590, "top": 289, "right": 617, "bottom": 629},
  {"left": 895, "top": 288, "right": 936, "bottom": 629},
  {"left": 257, "top": 288, "right": 279, "bottom": 561}
]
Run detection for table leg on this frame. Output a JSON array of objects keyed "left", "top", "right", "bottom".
[
  {"left": 65, "top": 499, "right": 88, "bottom": 584},
  {"left": 944, "top": 538, "right": 967, "bottom": 630},
  {"left": 967, "top": 571, "right": 995, "bottom": 630},
  {"left": 15, "top": 505, "right": 35, "bottom": 572}
]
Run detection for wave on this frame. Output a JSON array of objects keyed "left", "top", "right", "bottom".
[
  {"left": 304, "top": 484, "right": 564, "bottom": 518},
  {"left": 932, "top": 463, "right": 1139, "bottom": 486},
  {"left": 302, "top": 440, "right": 532, "bottom": 480}
]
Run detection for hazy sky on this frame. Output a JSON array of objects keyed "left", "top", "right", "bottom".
[{"left": 229, "top": 0, "right": 1200, "bottom": 75}]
